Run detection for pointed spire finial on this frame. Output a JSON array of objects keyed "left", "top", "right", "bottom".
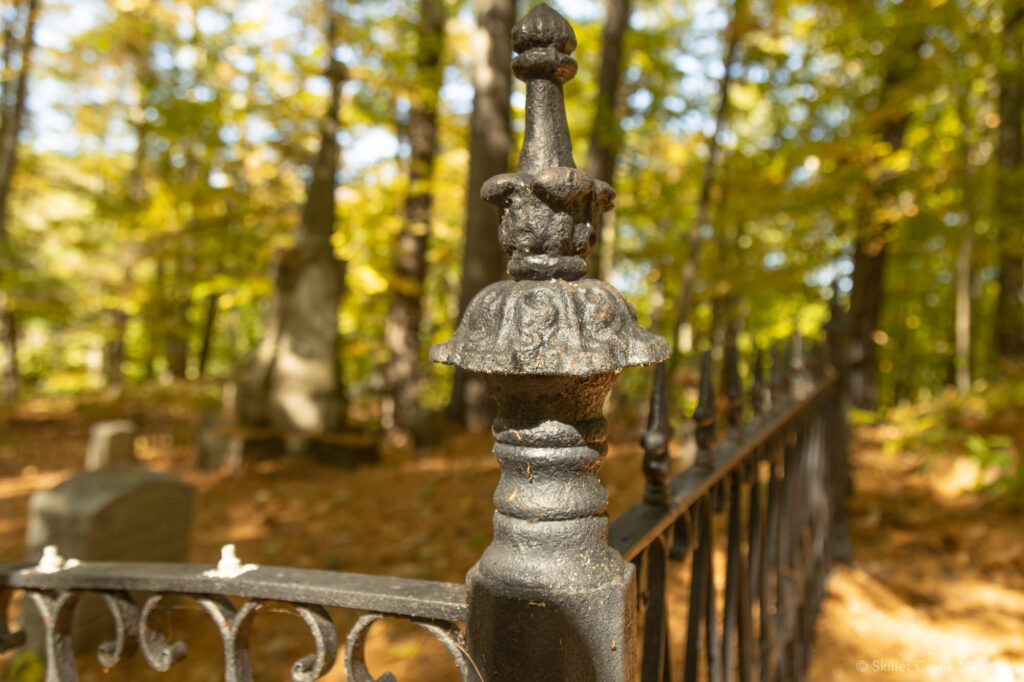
[
  {"left": 641, "top": 362, "right": 672, "bottom": 506},
  {"left": 694, "top": 350, "right": 717, "bottom": 455},
  {"left": 480, "top": 3, "right": 614, "bottom": 281},
  {"left": 430, "top": 3, "right": 668, "bottom": 376}
]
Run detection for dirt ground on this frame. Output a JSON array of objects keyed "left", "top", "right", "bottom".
[
  {"left": 806, "top": 422, "right": 1024, "bottom": 682},
  {"left": 0, "top": 386, "right": 1021, "bottom": 680}
]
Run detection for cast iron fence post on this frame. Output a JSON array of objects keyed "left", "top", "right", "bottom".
[
  {"left": 430, "top": 5, "right": 668, "bottom": 679},
  {"left": 825, "top": 282, "right": 854, "bottom": 562}
]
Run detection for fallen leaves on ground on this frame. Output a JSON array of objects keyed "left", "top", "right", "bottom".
[{"left": 0, "top": 384, "right": 1021, "bottom": 680}]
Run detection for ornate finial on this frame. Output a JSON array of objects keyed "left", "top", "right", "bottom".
[
  {"left": 430, "top": 4, "right": 666, "bottom": 377},
  {"left": 510, "top": 4, "right": 577, "bottom": 172},
  {"left": 641, "top": 362, "right": 672, "bottom": 506},
  {"left": 694, "top": 351, "right": 717, "bottom": 456},
  {"left": 479, "top": 3, "right": 614, "bottom": 282},
  {"left": 432, "top": 9, "right": 665, "bottom": 677},
  {"left": 751, "top": 347, "right": 765, "bottom": 416}
]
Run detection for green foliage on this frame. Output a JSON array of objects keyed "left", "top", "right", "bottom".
[
  {"left": 0, "top": 0, "right": 1018, "bottom": 434},
  {"left": 6, "top": 649, "right": 45, "bottom": 682},
  {"left": 880, "top": 377, "right": 1024, "bottom": 500}
]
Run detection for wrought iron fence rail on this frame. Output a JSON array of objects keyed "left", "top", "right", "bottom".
[
  {"left": 610, "top": 372, "right": 838, "bottom": 562},
  {"left": 0, "top": 562, "right": 468, "bottom": 621},
  {"left": 0, "top": 560, "right": 477, "bottom": 681}
]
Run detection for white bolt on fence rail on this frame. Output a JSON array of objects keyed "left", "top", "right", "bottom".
[{"left": 204, "top": 543, "right": 258, "bottom": 579}]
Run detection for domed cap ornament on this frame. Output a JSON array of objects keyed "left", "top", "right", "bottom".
[{"left": 430, "top": 3, "right": 668, "bottom": 377}]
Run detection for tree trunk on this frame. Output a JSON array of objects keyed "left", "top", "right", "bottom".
[
  {"left": 197, "top": 293, "right": 219, "bottom": 377},
  {"left": 0, "top": 0, "right": 39, "bottom": 403},
  {"left": 587, "top": 0, "right": 631, "bottom": 279},
  {"left": 1, "top": 308, "right": 18, "bottom": 402},
  {"left": 103, "top": 309, "right": 127, "bottom": 391},
  {"left": 955, "top": 87, "right": 974, "bottom": 393},
  {"left": 668, "top": 0, "right": 745, "bottom": 368},
  {"left": 0, "top": 0, "right": 37, "bottom": 238},
  {"left": 166, "top": 288, "right": 189, "bottom": 379},
  {"left": 955, "top": 228, "right": 973, "bottom": 393},
  {"left": 847, "top": 64, "right": 913, "bottom": 408},
  {"left": 996, "top": 4, "right": 1024, "bottom": 363},
  {"left": 448, "top": 0, "right": 514, "bottom": 430},
  {"left": 236, "top": 2, "right": 348, "bottom": 448},
  {"left": 384, "top": 0, "right": 445, "bottom": 441},
  {"left": 848, "top": 227, "right": 887, "bottom": 408}
]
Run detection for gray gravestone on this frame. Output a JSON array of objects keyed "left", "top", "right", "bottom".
[
  {"left": 82, "top": 420, "right": 137, "bottom": 471},
  {"left": 21, "top": 466, "right": 194, "bottom": 655}
]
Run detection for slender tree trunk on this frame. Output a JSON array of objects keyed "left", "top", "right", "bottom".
[
  {"left": 848, "top": 60, "right": 913, "bottom": 408},
  {"left": 0, "top": 309, "right": 18, "bottom": 401},
  {"left": 448, "top": 0, "right": 514, "bottom": 430},
  {"left": 668, "top": 0, "right": 745, "bottom": 367},
  {"left": 236, "top": 1, "right": 348, "bottom": 448},
  {"left": 197, "top": 293, "right": 219, "bottom": 377},
  {"left": 384, "top": 0, "right": 445, "bottom": 440},
  {"left": 166, "top": 281, "right": 189, "bottom": 379},
  {"left": 587, "top": 0, "right": 631, "bottom": 279},
  {"left": 955, "top": 87, "right": 974, "bottom": 393},
  {"left": 103, "top": 309, "right": 127, "bottom": 391},
  {"left": 848, "top": 227, "right": 887, "bottom": 408},
  {"left": 0, "top": 0, "right": 37, "bottom": 238},
  {"left": 955, "top": 230, "right": 973, "bottom": 392},
  {"left": 996, "top": 4, "right": 1024, "bottom": 362},
  {"left": 0, "top": 0, "right": 39, "bottom": 403}
]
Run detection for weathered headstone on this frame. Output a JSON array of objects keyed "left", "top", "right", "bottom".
[
  {"left": 196, "top": 410, "right": 244, "bottom": 470},
  {"left": 21, "top": 466, "right": 194, "bottom": 655},
  {"left": 82, "top": 419, "right": 137, "bottom": 471}
]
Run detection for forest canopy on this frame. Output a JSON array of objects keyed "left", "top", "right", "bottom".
[{"left": 0, "top": 0, "right": 1021, "bottom": 433}]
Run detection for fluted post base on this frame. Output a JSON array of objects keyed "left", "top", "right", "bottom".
[{"left": 465, "top": 373, "right": 637, "bottom": 682}]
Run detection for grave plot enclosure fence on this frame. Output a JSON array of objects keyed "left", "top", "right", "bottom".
[{"left": 0, "top": 5, "right": 851, "bottom": 681}]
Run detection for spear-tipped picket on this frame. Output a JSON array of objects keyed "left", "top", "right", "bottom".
[
  {"left": 825, "top": 278, "right": 849, "bottom": 376},
  {"left": 641, "top": 362, "right": 672, "bottom": 507},
  {"left": 751, "top": 347, "right": 765, "bottom": 416},
  {"left": 828, "top": 279, "right": 842, "bottom": 324},
  {"left": 694, "top": 350, "right": 717, "bottom": 467}
]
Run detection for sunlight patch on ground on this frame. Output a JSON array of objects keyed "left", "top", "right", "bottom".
[{"left": 808, "top": 417, "right": 1024, "bottom": 682}]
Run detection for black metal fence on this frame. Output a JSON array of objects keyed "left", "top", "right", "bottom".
[
  {"left": 612, "top": 339, "right": 851, "bottom": 682},
  {"left": 0, "top": 4, "right": 851, "bottom": 681}
]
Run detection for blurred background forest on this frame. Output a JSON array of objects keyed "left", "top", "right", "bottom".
[
  {"left": 0, "top": 0, "right": 1020, "bottom": 443},
  {"left": 0, "top": 0, "right": 1022, "bottom": 678}
]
